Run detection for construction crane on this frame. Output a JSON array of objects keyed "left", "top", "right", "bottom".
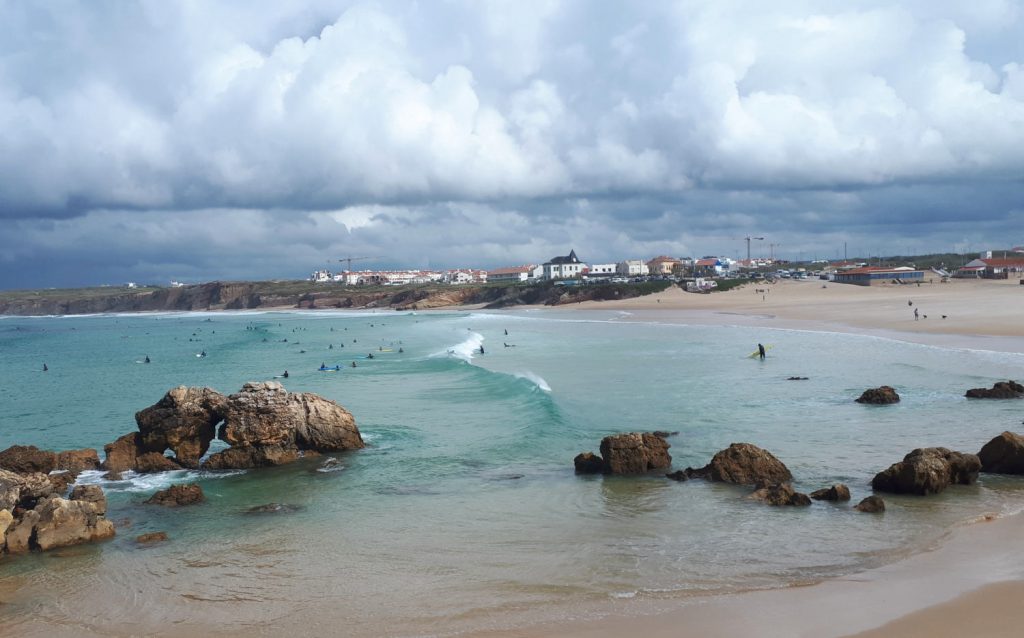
[
  {"left": 330, "top": 256, "right": 381, "bottom": 272},
  {"left": 735, "top": 236, "right": 765, "bottom": 263}
]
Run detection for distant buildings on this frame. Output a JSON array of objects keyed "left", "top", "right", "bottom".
[
  {"left": 488, "top": 265, "right": 542, "bottom": 283},
  {"left": 833, "top": 267, "right": 924, "bottom": 286},
  {"left": 647, "top": 256, "right": 683, "bottom": 275},
  {"left": 542, "top": 249, "right": 586, "bottom": 280},
  {"left": 617, "top": 260, "right": 649, "bottom": 277},
  {"left": 955, "top": 255, "right": 1024, "bottom": 279}
]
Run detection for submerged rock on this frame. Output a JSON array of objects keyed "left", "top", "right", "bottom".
[
  {"left": 145, "top": 484, "right": 205, "bottom": 507},
  {"left": 685, "top": 443, "right": 793, "bottom": 486},
  {"left": 749, "top": 483, "right": 811, "bottom": 506},
  {"left": 965, "top": 380, "right": 1024, "bottom": 399},
  {"left": 244, "top": 503, "right": 303, "bottom": 515},
  {"left": 855, "top": 386, "right": 901, "bottom": 404},
  {"left": 871, "top": 447, "right": 981, "bottom": 495},
  {"left": 809, "top": 484, "right": 851, "bottom": 501},
  {"left": 135, "top": 531, "right": 168, "bottom": 544},
  {"left": 978, "top": 431, "right": 1024, "bottom": 474},
  {"left": 855, "top": 495, "right": 886, "bottom": 513}
]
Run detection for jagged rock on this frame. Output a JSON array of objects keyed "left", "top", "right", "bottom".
[
  {"left": 978, "top": 431, "right": 1024, "bottom": 474},
  {"left": 573, "top": 452, "right": 605, "bottom": 474},
  {"left": 203, "top": 382, "right": 362, "bottom": 469},
  {"left": 135, "top": 386, "right": 227, "bottom": 468},
  {"left": 244, "top": 503, "right": 303, "bottom": 514},
  {"left": 69, "top": 484, "right": 107, "bottom": 515},
  {"left": 4, "top": 509, "right": 39, "bottom": 553},
  {"left": 103, "top": 433, "right": 144, "bottom": 474},
  {"left": 33, "top": 496, "right": 115, "bottom": 551},
  {"left": 134, "top": 452, "right": 183, "bottom": 474},
  {"left": 136, "top": 531, "right": 168, "bottom": 544},
  {"left": 965, "top": 380, "right": 1024, "bottom": 399},
  {"left": 749, "top": 483, "right": 811, "bottom": 506},
  {"left": 855, "top": 495, "right": 886, "bottom": 513},
  {"left": 665, "top": 469, "right": 690, "bottom": 481},
  {"left": 0, "top": 508, "right": 13, "bottom": 552},
  {"left": 809, "top": 484, "right": 852, "bottom": 501},
  {"left": 594, "top": 432, "right": 672, "bottom": 475},
  {"left": 47, "top": 471, "right": 76, "bottom": 495},
  {"left": 871, "top": 447, "right": 981, "bottom": 495},
  {"left": 855, "top": 386, "right": 901, "bottom": 404},
  {"left": 0, "top": 445, "right": 58, "bottom": 474},
  {"left": 652, "top": 430, "right": 679, "bottom": 438},
  {"left": 0, "top": 469, "right": 57, "bottom": 511},
  {"left": 145, "top": 484, "right": 204, "bottom": 507},
  {"left": 686, "top": 443, "right": 793, "bottom": 486},
  {"left": 56, "top": 449, "right": 101, "bottom": 473}
]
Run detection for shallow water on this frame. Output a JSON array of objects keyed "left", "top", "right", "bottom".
[{"left": 1, "top": 309, "right": 1023, "bottom": 636}]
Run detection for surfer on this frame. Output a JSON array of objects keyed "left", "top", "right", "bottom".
[
  {"left": 367, "top": 353, "right": 374, "bottom": 359},
  {"left": 758, "top": 343, "right": 766, "bottom": 360},
  {"left": 398, "top": 347, "right": 404, "bottom": 353},
  {"left": 200, "top": 350, "right": 207, "bottom": 358},
  {"left": 479, "top": 345, "right": 485, "bottom": 355},
  {"left": 329, "top": 344, "right": 333, "bottom": 350},
  {"left": 504, "top": 329, "right": 508, "bottom": 335},
  {"left": 351, "top": 361, "right": 357, "bottom": 368},
  {"left": 43, "top": 363, "right": 48, "bottom": 372},
  {"left": 282, "top": 370, "right": 289, "bottom": 378},
  {"left": 144, "top": 355, "right": 150, "bottom": 363}
]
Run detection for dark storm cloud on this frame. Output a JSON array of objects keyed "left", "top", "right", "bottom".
[{"left": 0, "top": 0, "right": 1022, "bottom": 287}]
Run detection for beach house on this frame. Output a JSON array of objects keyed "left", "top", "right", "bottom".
[
  {"left": 616, "top": 260, "right": 649, "bottom": 277},
  {"left": 543, "top": 250, "right": 586, "bottom": 280},
  {"left": 647, "top": 256, "right": 683, "bottom": 275},
  {"left": 488, "top": 265, "right": 542, "bottom": 283},
  {"left": 833, "top": 266, "right": 924, "bottom": 286}
]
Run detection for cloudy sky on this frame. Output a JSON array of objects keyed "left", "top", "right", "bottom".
[{"left": 2, "top": 0, "right": 1023, "bottom": 288}]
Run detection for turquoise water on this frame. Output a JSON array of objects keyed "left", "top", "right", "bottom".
[{"left": 2, "top": 309, "right": 1024, "bottom": 636}]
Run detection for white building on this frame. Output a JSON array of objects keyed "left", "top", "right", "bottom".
[
  {"left": 488, "top": 265, "right": 542, "bottom": 283},
  {"left": 444, "top": 269, "right": 488, "bottom": 284},
  {"left": 617, "top": 260, "right": 650, "bottom": 276},
  {"left": 586, "top": 263, "right": 617, "bottom": 278},
  {"left": 543, "top": 250, "right": 586, "bottom": 280}
]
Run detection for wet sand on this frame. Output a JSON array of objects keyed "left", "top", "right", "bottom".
[{"left": 507, "top": 276, "right": 1024, "bottom": 638}]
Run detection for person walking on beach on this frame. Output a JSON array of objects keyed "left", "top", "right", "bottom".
[
  {"left": 914, "top": 308, "right": 919, "bottom": 321},
  {"left": 758, "top": 343, "right": 766, "bottom": 360}
]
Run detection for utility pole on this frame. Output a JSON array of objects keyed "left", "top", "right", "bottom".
[
  {"left": 742, "top": 236, "right": 765, "bottom": 263},
  {"left": 769, "top": 243, "right": 781, "bottom": 261}
]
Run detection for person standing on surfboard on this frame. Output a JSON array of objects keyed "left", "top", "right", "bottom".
[{"left": 758, "top": 343, "right": 766, "bottom": 359}]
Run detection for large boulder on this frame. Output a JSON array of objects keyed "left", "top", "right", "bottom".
[
  {"left": 145, "top": 484, "right": 205, "bottom": 507},
  {"left": 32, "top": 496, "right": 115, "bottom": 551},
  {"left": 0, "top": 469, "right": 57, "bottom": 511},
  {"left": 203, "top": 382, "right": 362, "bottom": 469},
  {"left": 965, "top": 380, "right": 1024, "bottom": 399},
  {"left": 2, "top": 481, "right": 115, "bottom": 555},
  {"left": 56, "top": 449, "right": 101, "bottom": 473},
  {"left": 134, "top": 452, "right": 183, "bottom": 474},
  {"left": 749, "top": 483, "right": 811, "bottom": 506},
  {"left": 855, "top": 495, "right": 886, "bottom": 513},
  {"left": 597, "top": 432, "right": 672, "bottom": 475},
  {"left": 0, "top": 508, "right": 13, "bottom": 553},
  {"left": 978, "top": 431, "right": 1024, "bottom": 474},
  {"left": 856, "top": 386, "right": 901, "bottom": 404},
  {"left": 103, "top": 433, "right": 145, "bottom": 474},
  {"left": 871, "top": 447, "right": 981, "bottom": 495},
  {"left": 687, "top": 443, "right": 793, "bottom": 486},
  {"left": 69, "top": 484, "right": 108, "bottom": 515},
  {"left": 135, "top": 386, "right": 227, "bottom": 468},
  {"left": 0, "top": 445, "right": 58, "bottom": 474},
  {"left": 573, "top": 452, "right": 605, "bottom": 474}
]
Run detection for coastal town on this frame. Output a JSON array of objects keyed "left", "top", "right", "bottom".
[{"left": 309, "top": 248, "right": 1024, "bottom": 288}]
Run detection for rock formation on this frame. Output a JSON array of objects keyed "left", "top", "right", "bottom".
[
  {"left": 573, "top": 432, "right": 672, "bottom": 475},
  {"left": 103, "top": 433, "right": 144, "bottom": 474},
  {"left": 136, "top": 531, "right": 169, "bottom": 544},
  {"left": 855, "top": 495, "right": 886, "bottom": 513},
  {"left": 871, "top": 447, "right": 981, "bottom": 495},
  {"left": 965, "top": 380, "right": 1024, "bottom": 399},
  {"left": 0, "top": 445, "right": 58, "bottom": 474},
  {"left": 204, "top": 382, "right": 363, "bottom": 469},
  {"left": 749, "top": 483, "right": 811, "bottom": 506},
  {"left": 135, "top": 386, "right": 228, "bottom": 467},
  {"left": 809, "top": 484, "right": 851, "bottom": 501},
  {"left": 684, "top": 443, "right": 793, "bottom": 486},
  {"left": 977, "top": 431, "right": 1024, "bottom": 474},
  {"left": 855, "top": 386, "right": 901, "bottom": 404},
  {"left": 145, "top": 484, "right": 205, "bottom": 507},
  {"left": 1, "top": 469, "right": 114, "bottom": 557}
]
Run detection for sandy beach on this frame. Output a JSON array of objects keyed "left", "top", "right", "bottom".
[{"left": 501, "top": 276, "right": 1024, "bottom": 638}]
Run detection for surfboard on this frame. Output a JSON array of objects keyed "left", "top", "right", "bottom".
[{"left": 748, "top": 345, "right": 774, "bottom": 358}]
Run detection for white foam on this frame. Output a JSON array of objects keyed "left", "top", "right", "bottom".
[
  {"left": 513, "top": 371, "right": 552, "bottom": 392},
  {"left": 431, "top": 331, "right": 484, "bottom": 362},
  {"left": 73, "top": 468, "right": 247, "bottom": 493}
]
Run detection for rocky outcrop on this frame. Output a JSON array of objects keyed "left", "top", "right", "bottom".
[
  {"left": 685, "top": 443, "right": 793, "bottom": 486},
  {"left": 204, "top": 382, "right": 363, "bottom": 469},
  {"left": 56, "top": 449, "right": 101, "bottom": 473},
  {"left": 871, "top": 447, "right": 981, "bottom": 495},
  {"left": 573, "top": 433, "right": 672, "bottom": 475},
  {"left": 855, "top": 386, "right": 901, "bottom": 404},
  {"left": 145, "top": 484, "right": 204, "bottom": 507},
  {"left": 965, "top": 380, "right": 1024, "bottom": 399},
  {"left": 0, "top": 445, "right": 58, "bottom": 474},
  {"left": 809, "top": 484, "right": 851, "bottom": 501},
  {"left": 855, "top": 495, "right": 886, "bottom": 513},
  {"left": 135, "top": 386, "right": 228, "bottom": 467},
  {"left": 134, "top": 452, "right": 183, "bottom": 473},
  {"left": 749, "top": 483, "right": 811, "bottom": 506},
  {"left": 978, "top": 431, "right": 1024, "bottom": 474},
  {"left": 103, "top": 433, "right": 144, "bottom": 474},
  {"left": 1, "top": 470, "right": 114, "bottom": 557}
]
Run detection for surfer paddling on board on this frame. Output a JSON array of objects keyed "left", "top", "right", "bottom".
[{"left": 758, "top": 343, "right": 766, "bottom": 360}]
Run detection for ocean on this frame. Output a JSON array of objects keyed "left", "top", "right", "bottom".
[{"left": 1, "top": 308, "right": 1023, "bottom": 636}]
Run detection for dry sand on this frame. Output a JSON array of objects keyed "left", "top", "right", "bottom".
[{"left": 494, "top": 277, "right": 1024, "bottom": 638}]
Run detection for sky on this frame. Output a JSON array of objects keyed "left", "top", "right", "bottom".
[{"left": 1, "top": 0, "right": 1023, "bottom": 289}]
